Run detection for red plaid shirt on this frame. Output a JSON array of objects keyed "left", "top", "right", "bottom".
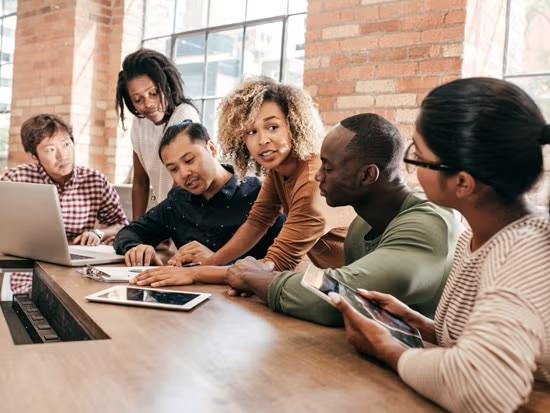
[
  {"left": 8, "top": 271, "right": 33, "bottom": 294},
  {"left": 1, "top": 163, "right": 128, "bottom": 240}
]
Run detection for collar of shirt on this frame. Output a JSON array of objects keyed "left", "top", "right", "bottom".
[
  {"left": 181, "top": 164, "right": 239, "bottom": 204},
  {"left": 37, "top": 163, "right": 79, "bottom": 194}
]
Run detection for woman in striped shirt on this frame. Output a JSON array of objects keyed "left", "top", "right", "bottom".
[{"left": 329, "top": 77, "right": 550, "bottom": 412}]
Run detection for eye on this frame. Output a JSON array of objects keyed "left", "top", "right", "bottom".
[
  {"left": 267, "top": 125, "right": 278, "bottom": 132},
  {"left": 246, "top": 129, "right": 256, "bottom": 136},
  {"left": 184, "top": 157, "right": 195, "bottom": 165}
]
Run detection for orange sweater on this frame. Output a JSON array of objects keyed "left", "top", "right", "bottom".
[{"left": 246, "top": 155, "right": 346, "bottom": 271}]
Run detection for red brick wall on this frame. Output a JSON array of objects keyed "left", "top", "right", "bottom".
[
  {"left": 304, "top": 0, "right": 466, "bottom": 184},
  {"left": 7, "top": 0, "right": 142, "bottom": 182}
]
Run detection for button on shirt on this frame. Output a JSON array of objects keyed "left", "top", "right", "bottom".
[
  {"left": 114, "top": 167, "right": 285, "bottom": 259},
  {"left": 1, "top": 163, "right": 129, "bottom": 240}
]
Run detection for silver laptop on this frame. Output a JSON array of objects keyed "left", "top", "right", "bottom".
[{"left": 0, "top": 181, "right": 125, "bottom": 266}]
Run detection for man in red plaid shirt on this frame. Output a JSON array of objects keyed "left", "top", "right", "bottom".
[{"left": 1, "top": 114, "right": 128, "bottom": 294}]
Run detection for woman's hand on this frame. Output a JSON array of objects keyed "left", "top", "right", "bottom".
[
  {"left": 168, "top": 241, "right": 214, "bottom": 266},
  {"left": 357, "top": 290, "right": 435, "bottom": 343},
  {"left": 129, "top": 266, "right": 197, "bottom": 287},
  {"left": 329, "top": 292, "right": 407, "bottom": 371}
]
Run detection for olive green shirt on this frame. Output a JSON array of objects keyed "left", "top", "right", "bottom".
[{"left": 267, "top": 193, "right": 462, "bottom": 326}]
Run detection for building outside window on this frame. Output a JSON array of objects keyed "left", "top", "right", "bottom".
[
  {"left": 141, "top": 0, "right": 307, "bottom": 137},
  {"left": 0, "top": 0, "right": 17, "bottom": 170},
  {"left": 504, "top": 0, "right": 550, "bottom": 120}
]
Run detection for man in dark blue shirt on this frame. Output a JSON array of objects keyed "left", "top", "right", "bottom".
[{"left": 114, "top": 121, "right": 284, "bottom": 266}]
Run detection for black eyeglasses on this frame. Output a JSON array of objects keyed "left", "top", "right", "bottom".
[{"left": 403, "top": 142, "right": 456, "bottom": 174}]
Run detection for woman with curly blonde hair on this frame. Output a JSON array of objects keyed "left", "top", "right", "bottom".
[
  {"left": 200, "top": 77, "right": 346, "bottom": 272},
  {"left": 132, "top": 77, "right": 347, "bottom": 289}
]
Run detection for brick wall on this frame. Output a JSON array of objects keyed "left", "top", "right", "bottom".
[
  {"left": 304, "top": 0, "right": 467, "bottom": 186},
  {"left": 7, "top": 0, "right": 142, "bottom": 183}
]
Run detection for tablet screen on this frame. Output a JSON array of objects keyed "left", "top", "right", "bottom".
[
  {"left": 96, "top": 287, "right": 201, "bottom": 306},
  {"left": 317, "top": 273, "right": 423, "bottom": 347}
]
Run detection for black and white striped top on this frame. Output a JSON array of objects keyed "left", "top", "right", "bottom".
[{"left": 398, "top": 213, "right": 550, "bottom": 412}]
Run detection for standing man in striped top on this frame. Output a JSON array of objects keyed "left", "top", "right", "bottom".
[{"left": 330, "top": 78, "right": 550, "bottom": 412}]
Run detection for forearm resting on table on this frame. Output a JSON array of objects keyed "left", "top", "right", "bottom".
[
  {"left": 207, "top": 221, "right": 267, "bottom": 265},
  {"left": 193, "top": 265, "right": 230, "bottom": 284}
]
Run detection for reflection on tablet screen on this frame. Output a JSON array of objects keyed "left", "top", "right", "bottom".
[
  {"left": 319, "top": 273, "right": 423, "bottom": 348},
  {"left": 97, "top": 287, "right": 200, "bottom": 306}
]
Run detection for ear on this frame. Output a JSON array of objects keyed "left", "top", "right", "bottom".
[
  {"left": 206, "top": 140, "right": 218, "bottom": 158},
  {"left": 358, "top": 164, "right": 379, "bottom": 187},
  {"left": 31, "top": 153, "right": 39, "bottom": 164},
  {"left": 453, "top": 171, "right": 476, "bottom": 199}
]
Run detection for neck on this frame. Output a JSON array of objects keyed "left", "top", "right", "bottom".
[
  {"left": 459, "top": 196, "right": 533, "bottom": 251},
  {"left": 202, "top": 165, "right": 233, "bottom": 200},
  {"left": 353, "top": 182, "right": 411, "bottom": 237},
  {"left": 273, "top": 155, "right": 299, "bottom": 178}
]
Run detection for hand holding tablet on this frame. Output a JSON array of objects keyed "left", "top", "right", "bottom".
[{"left": 300, "top": 266, "right": 423, "bottom": 348}]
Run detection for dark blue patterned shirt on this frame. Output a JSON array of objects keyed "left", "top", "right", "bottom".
[{"left": 114, "top": 166, "right": 284, "bottom": 259}]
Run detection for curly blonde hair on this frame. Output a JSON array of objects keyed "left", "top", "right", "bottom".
[{"left": 217, "top": 77, "right": 325, "bottom": 179}]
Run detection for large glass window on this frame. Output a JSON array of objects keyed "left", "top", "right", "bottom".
[
  {"left": 142, "top": 0, "right": 307, "bottom": 137},
  {"left": 504, "top": 0, "right": 550, "bottom": 120},
  {"left": 0, "top": 0, "right": 17, "bottom": 170}
]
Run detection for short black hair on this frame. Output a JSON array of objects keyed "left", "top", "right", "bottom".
[
  {"left": 116, "top": 48, "right": 197, "bottom": 129},
  {"left": 340, "top": 113, "right": 404, "bottom": 175},
  {"left": 418, "top": 77, "right": 548, "bottom": 202},
  {"left": 158, "top": 120, "right": 211, "bottom": 161}
]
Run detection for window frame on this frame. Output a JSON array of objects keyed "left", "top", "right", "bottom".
[
  {"left": 0, "top": 0, "right": 18, "bottom": 168},
  {"left": 141, "top": 0, "right": 307, "bottom": 135},
  {"left": 502, "top": 0, "right": 550, "bottom": 105}
]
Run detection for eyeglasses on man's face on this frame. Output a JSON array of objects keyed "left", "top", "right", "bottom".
[{"left": 403, "top": 142, "right": 457, "bottom": 174}]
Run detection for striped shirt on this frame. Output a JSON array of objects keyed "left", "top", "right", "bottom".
[
  {"left": 398, "top": 213, "right": 550, "bottom": 412},
  {"left": 1, "top": 163, "right": 128, "bottom": 239}
]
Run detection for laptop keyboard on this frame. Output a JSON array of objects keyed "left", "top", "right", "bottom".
[{"left": 70, "top": 253, "right": 93, "bottom": 260}]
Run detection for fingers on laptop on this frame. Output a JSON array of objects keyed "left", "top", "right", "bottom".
[{"left": 74, "top": 231, "right": 100, "bottom": 246}]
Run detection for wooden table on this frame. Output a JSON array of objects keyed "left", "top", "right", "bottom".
[{"left": 0, "top": 259, "right": 548, "bottom": 413}]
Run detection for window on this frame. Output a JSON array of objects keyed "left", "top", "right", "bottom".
[
  {"left": 0, "top": 0, "right": 17, "bottom": 170},
  {"left": 504, "top": 0, "right": 550, "bottom": 120},
  {"left": 142, "top": 0, "right": 307, "bottom": 137}
]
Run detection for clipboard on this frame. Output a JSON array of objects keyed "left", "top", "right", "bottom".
[{"left": 80, "top": 265, "right": 155, "bottom": 283}]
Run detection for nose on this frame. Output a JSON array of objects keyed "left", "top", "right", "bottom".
[
  {"left": 144, "top": 95, "right": 155, "bottom": 110},
  {"left": 258, "top": 130, "right": 271, "bottom": 146},
  {"left": 314, "top": 168, "right": 323, "bottom": 182}
]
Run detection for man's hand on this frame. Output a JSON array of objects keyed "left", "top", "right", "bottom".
[
  {"left": 226, "top": 257, "right": 275, "bottom": 297},
  {"left": 129, "top": 266, "right": 196, "bottom": 288},
  {"left": 125, "top": 244, "right": 163, "bottom": 266},
  {"left": 73, "top": 231, "right": 100, "bottom": 246},
  {"left": 329, "top": 291, "right": 407, "bottom": 371},
  {"left": 168, "top": 241, "right": 214, "bottom": 266}
]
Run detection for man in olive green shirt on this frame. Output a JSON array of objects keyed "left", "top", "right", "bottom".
[{"left": 226, "top": 113, "right": 462, "bottom": 326}]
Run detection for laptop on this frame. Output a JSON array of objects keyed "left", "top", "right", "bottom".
[{"left": 0, "top": 181, "right": 125, "bottom": 266}]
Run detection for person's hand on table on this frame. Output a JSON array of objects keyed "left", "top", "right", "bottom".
[
  {"left": 226, "top": 257, "right": 274, "bottom": 297},
  {"left": 125, "top": 244, "right": 163, "bottom": 266},
  {"left": 168, "top": 241, "right": 214, "bottom": 266},
  {"left": 129, "top": 265, "right": 197, "bottom": 287},
  {"left": 329, "top": 289, "right": 408, "bottom": 371},
  {"left": 73, "top": 231, "right": 101, "bottom": 246}
]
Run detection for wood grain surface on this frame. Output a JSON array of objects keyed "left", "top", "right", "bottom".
[{"left": 0, "top": 258, "right": 548, "bottom": 413}]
